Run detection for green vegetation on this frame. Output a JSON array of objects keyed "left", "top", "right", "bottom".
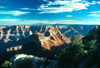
[
  {"left": 55, "top": 35, "right": 96, "bottom": 68},
  {"left": 83, "top": 27, "right": 100, "bottom": 68},
  {"left": 84, "top": 40, "right": 96, "bottom": 55},
  {"left": 3, "top": 60, "right": 12, "bottom": 67}
]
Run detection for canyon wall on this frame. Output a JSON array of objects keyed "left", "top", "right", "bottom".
[{"left": 0, "top": 25, "right": 96, "bottom": 54}]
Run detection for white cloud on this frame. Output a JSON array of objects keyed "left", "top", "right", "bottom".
[
  {"left": 0, "top": 19, "right": 19, "bottom": 22},
  {"left": 91, "top": 1, "right": 96, "bottom": 5},
  {"left": 0, "top": 11, "right": 30, "bottom": 16},
  {"left": 66, "top": 15, "right": 73, "bottom": 17},
  {"left": 20, "top": 8, "right": 35, "bottom": 10},
  {"left": 37, "top": 0, "right": 99, "bottom": 14},
  {"left": 0, "top": 6, "right": 5, "bottom": 8},
  {"left": 89, "top": 11, "right": 100, "bottom": 17},
  {"left": 97, "top": 1, "right": 100, "bottom": 4}
]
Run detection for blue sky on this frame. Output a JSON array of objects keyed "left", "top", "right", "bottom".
[{"left": 0, "top": 0, "right": 100, "bottom": 25}]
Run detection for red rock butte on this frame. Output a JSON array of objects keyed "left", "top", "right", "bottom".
[{"left": 32, "top": 27, "right": 71, "bottom": 50}]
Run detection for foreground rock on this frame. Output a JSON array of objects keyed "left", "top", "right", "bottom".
[{"left": 10, "top": 54, "right": 58, "bottom": 68}]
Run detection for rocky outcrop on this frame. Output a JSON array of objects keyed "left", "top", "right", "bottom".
[
  {"left": 10, "top": 54, "right": 58, "bottom": 68},
  {"left": 31, "top": 27, "right": 71, "bottom": 50},
  {"left": 45, "top": 27, "right": 61, "bottom": 36},
  {"left": 32, "top": 33, "right": 53, "bottom": 50},
  {"left": 6, "top": 45, "right": 22, "bottom": 52}
]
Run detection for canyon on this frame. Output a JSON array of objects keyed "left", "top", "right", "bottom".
[
  {"left": 0, "top": 25, "right": 100, "bottom": 68},
  {"left": 0, "top": 25, "right": 96, "bottom": 54}
]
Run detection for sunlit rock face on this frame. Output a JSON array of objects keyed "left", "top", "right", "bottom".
[
  {"left": 6, "top": 45, "right": 22, "bottom": 52},
  {"left": 32, "top": 33, "right": 54, "bottom": 50},
  {"left": 32, "top": 27, "right": 71, "bottom": 50},
  {"left": 45, "top": 27, "right": 61, "bottom": 36}
]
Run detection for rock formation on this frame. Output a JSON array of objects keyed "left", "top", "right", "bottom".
[
  {"left": 10, "top": 54, "right": 58, "bottom": 68},
  {"left": 31, "top": 27, "right": 71, "bottom": 50},
  {"left": 6, "top": 45, "right": 22, "bottom": 52}
]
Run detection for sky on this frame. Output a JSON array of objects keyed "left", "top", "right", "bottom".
[{"left": 0, "top": 0, "right": 100, "bottom": 25}]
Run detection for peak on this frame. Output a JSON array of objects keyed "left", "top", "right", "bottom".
[
  {"left": 32, "top": 33, "right": 50, "bottom": 43},
  {"left": 45, "top": 27, "right": 61, "bottom": 36},
  {"left": 50, "top": 27, "right": 57, "bottom": 29}
]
